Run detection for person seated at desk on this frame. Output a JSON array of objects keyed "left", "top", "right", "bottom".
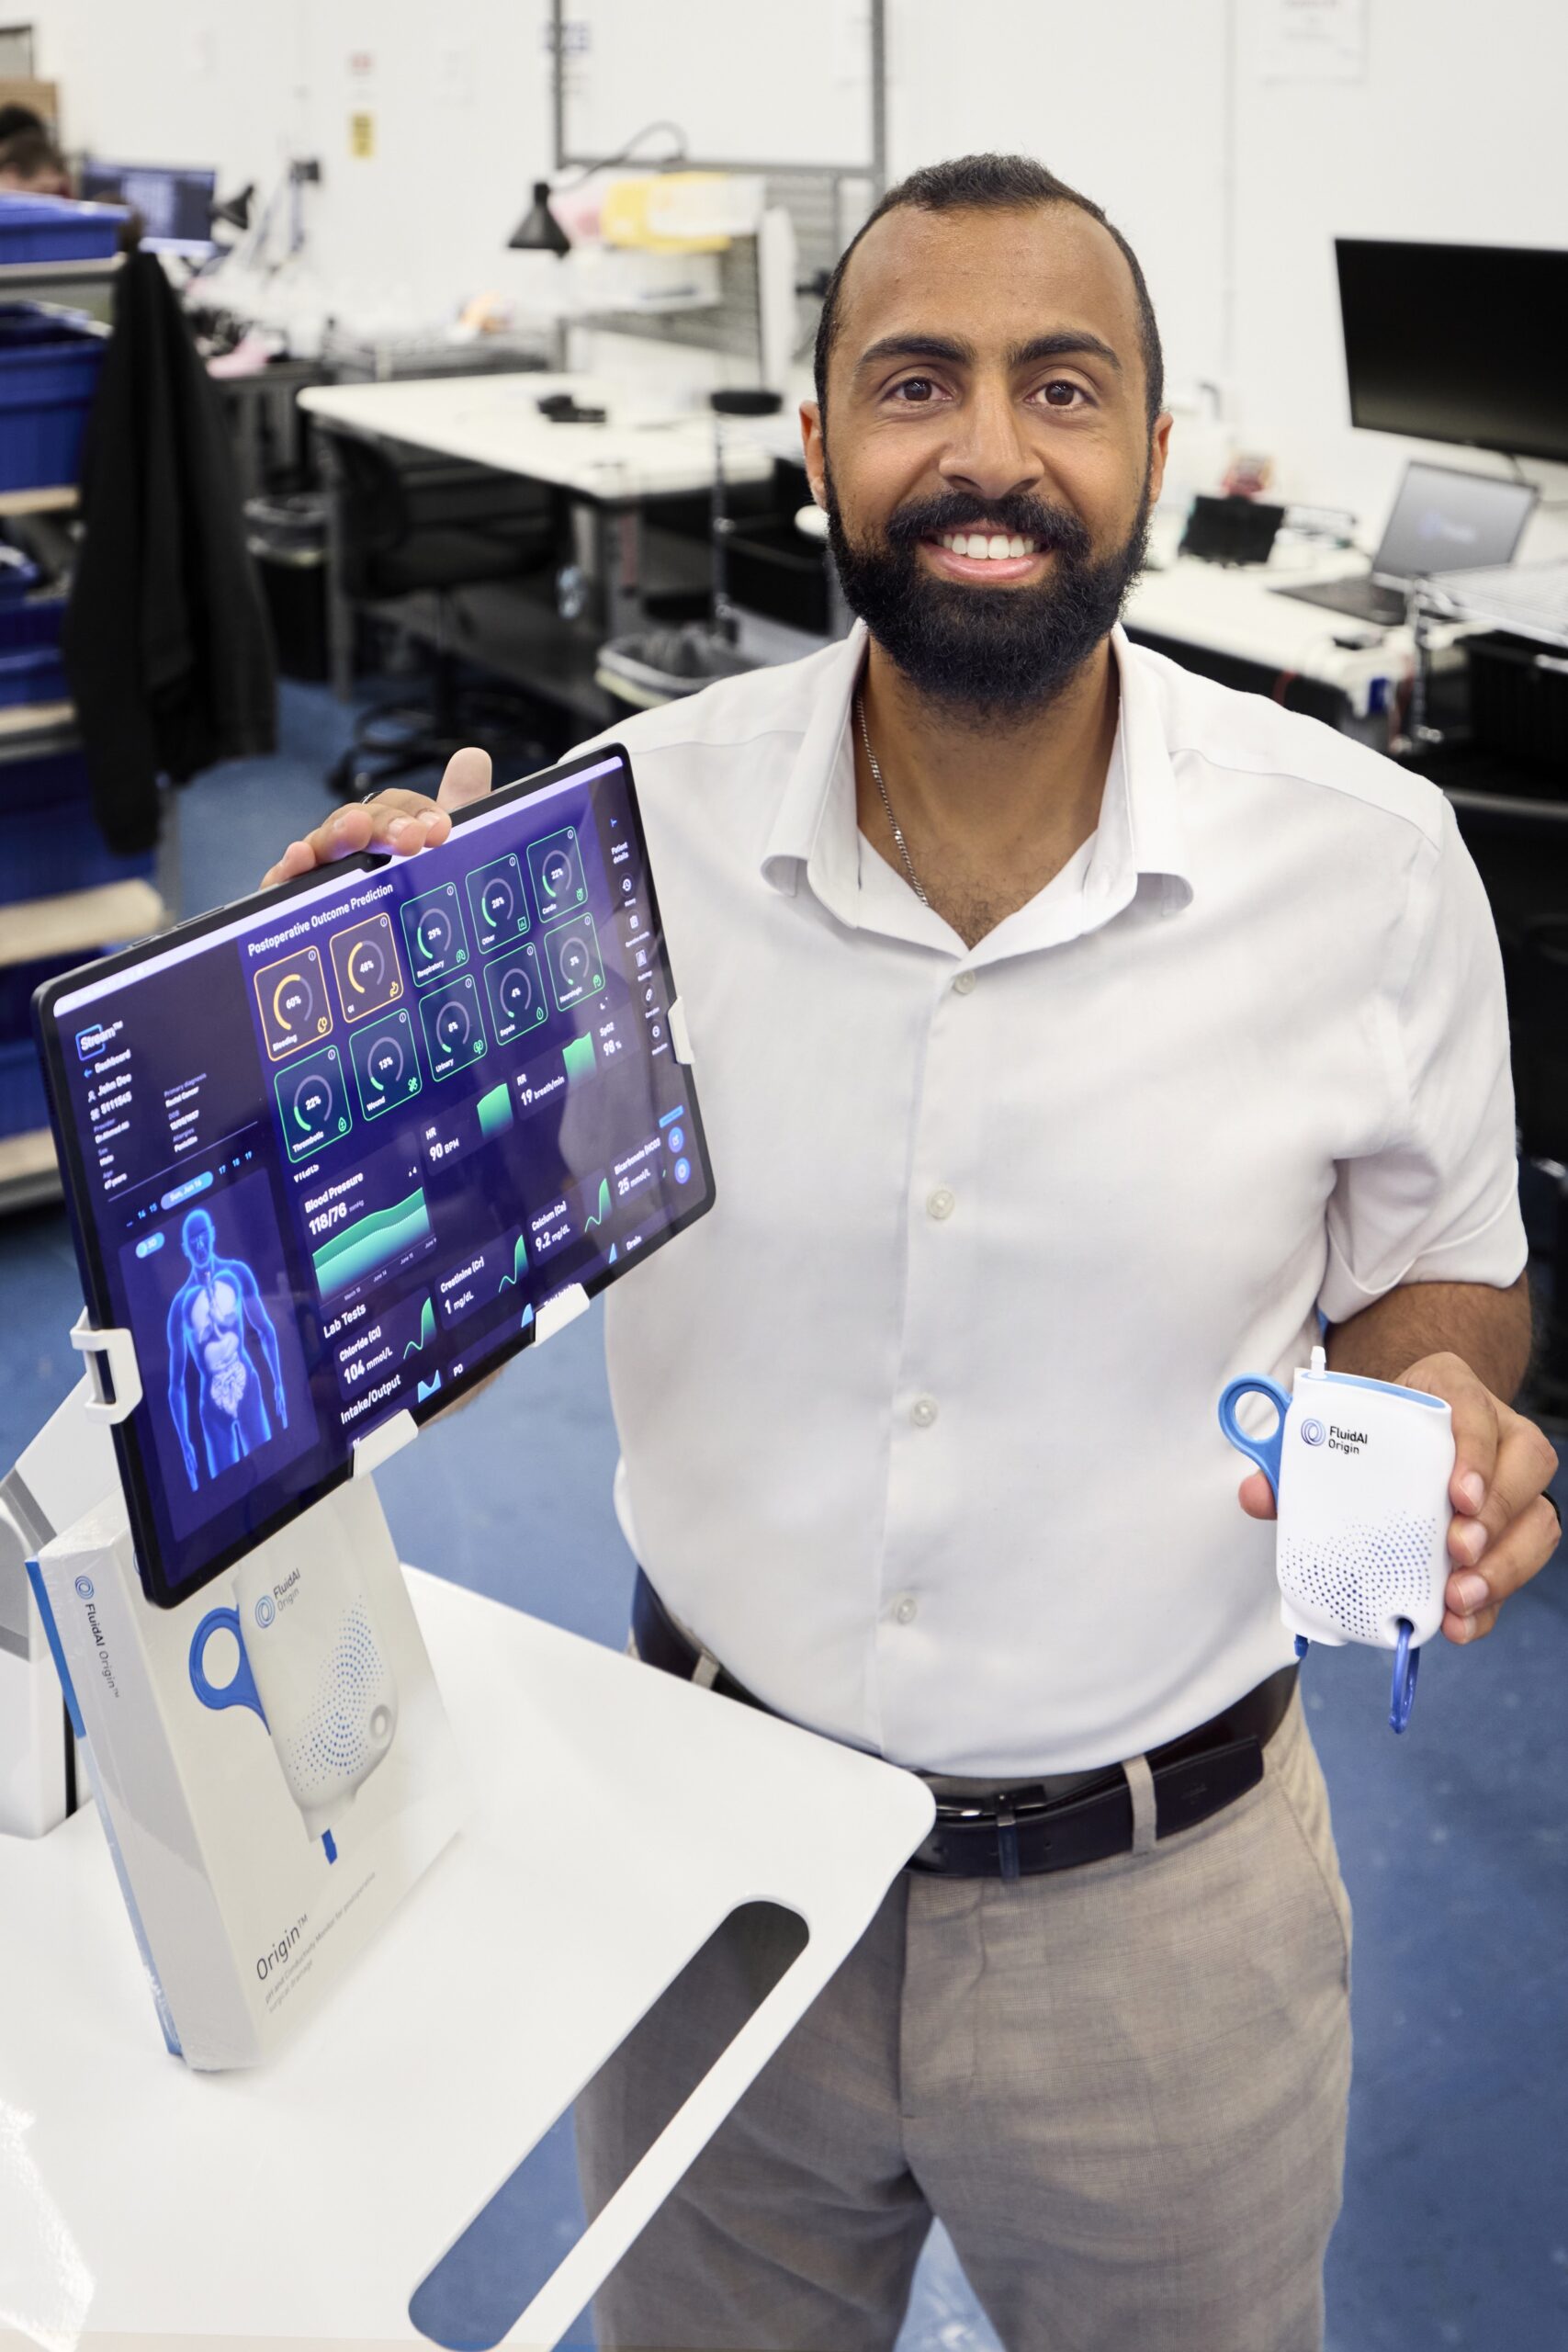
[
  {"left": 0, "top": 126, "right": 71, "bottom": 196},
  {"left": 0, "top": 99, "right": 46, "bottom": 143}
]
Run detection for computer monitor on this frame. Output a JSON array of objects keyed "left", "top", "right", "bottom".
[
  {"left": 1337, "top": 238, "right": 1568, "bottom": 467},
  {"left": 1370, "top": 461, "right": 1536, "bottom": 587},
  {"left": 78, "top": 160, "right": 216, "bottom": 258}
]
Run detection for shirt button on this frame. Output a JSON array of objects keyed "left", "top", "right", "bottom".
[
  {"left": 894, "top": 1594, "right": 919, "bottom": 1625},
  {"left": 910, "top": 1395, "right": 939, "bottom": 1429},
  {"left": 952, "top": 970, "right": 977, "bottom": 996},
  {"left": 926, "top": 1186, "right": 955, "bottom": 1222}
]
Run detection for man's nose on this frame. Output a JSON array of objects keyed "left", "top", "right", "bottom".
[{"left": 937, "top": 378, "right": 1045, "bottom": 506}]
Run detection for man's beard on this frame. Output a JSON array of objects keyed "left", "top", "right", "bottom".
[{"left": 823, "top": 463, "right": 1152, "bottom": 722}]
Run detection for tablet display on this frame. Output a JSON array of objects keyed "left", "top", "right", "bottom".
[{"left": 35, "top": 747, "right": 714, "bottom": 1608}]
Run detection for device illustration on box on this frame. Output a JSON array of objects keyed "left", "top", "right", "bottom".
[
  {"left": 189, "top": 1540, "right": 398, "bottom": 1860},
  {"left": 1219, "top": 1344, "right": 1455, "bottom": 1732},
  {"left": 28, "top": 1474, "right": 467, "bottom": 2069}
]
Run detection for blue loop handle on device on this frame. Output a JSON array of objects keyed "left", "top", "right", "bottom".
[
  {"left": 1389, "top": 1619, "right": 1419, "bottom": 1735},
  {"left": 188, "top": 1606, "right": 267, "bottom": 1724},
  {"left": 1216, "top": 1374, "right": 1292, "bottom": 1500}
]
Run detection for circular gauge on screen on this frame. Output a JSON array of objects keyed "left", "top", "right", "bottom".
[
  {"left": 416, "top": 906, "right": 453, "bottom": 962},
  {"left": 499, "top": 961, "right": 534, "bottom": 1021},
  {"left": 347, "top": 936, "right": 387, "bottom": 998},
  {"left": 435, "top": 1000, "right": 471, "bottom": 1054},
  {"left": 292, "top": 1073, "right": 333, "bottom": 1131}
]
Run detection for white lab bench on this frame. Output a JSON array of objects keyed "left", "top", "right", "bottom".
[{"left": 299, "top": 373, "right": 781, "bottom": 706}]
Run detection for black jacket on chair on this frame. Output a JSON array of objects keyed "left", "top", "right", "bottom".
[{"left": 62, "top": 252, "right": 276, "bottom": 854}]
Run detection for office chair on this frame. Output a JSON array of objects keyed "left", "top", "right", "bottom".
[{"left": 325, "top": 434, "right": 557, "bottom": 800}]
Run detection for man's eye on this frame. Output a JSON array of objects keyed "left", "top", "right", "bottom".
[
  {"left": 890, "top": 377, "right": 939, "bottom": 403},
  {"left": 1041, "top": 380, "right": 1089, "bottom": 408}
]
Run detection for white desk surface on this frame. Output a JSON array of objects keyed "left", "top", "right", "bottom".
[
  {"left": 300, "top": 373, "right": 778, "bottom": 502},
  {"left": 0, "top": 1568, "right": 933, "bottom": 2350},
  {"left": 1130, "top": 525, "right": 1476, "bottom": 698}
]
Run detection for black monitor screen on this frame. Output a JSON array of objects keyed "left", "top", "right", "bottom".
[
  {"left": 79, "top": 160, "right": 215, "bottom": 254},
  {"left": 1337, "top": 239, "right": 1568, "bottom": 467}
]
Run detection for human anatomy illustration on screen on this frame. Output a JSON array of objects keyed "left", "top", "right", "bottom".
[{"left": 165, "top": 1205, "right": 289, "bottom": 1490}]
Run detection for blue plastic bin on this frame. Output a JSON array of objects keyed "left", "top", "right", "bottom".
[
  {"left": 0, "top": 595, "right": 68, "bottom": 707},
  {"left": 0, "top": 808, "right": 152, "bottom": 905},
  {"left": 0, "top": 547, "right": 39, "bottom": 602},
  {"left": 0, "top": 192, "right": 127, "bottom": 264},
  {"left": 0, "top": 743, "right": 92, "bottom": 816},
  {"left": 0, "top": 1036, "right": 49, "bottom": 1138},
  {"left": 0, "top": 306, "right": 107, "bottom": 491},
  {"left": 0, "top": 953, "right": 82, "bottom": 1039}
]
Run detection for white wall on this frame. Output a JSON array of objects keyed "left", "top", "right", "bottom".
[{"left": 23, "top": 0, "right": 1568, "bottom": 545}]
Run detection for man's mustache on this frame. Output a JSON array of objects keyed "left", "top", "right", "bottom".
[{"left": 882, "top": 492, "right": 1092, "bottom": 560}]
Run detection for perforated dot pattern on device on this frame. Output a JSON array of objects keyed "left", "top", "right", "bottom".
[
  {"left": 279, "top": 1603, "right": 397, "bottom": 1804},
  {"left": 1279, "top": 1515, "right": 1437, "bottom": 1643}
]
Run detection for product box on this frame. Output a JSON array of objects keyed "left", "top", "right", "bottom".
[
  {"left": 0, "top": 1381, "right": 117, "bottom": 1838},
  {"left": 29, "top": 1471, "right": 469, "bottom": 2069}
]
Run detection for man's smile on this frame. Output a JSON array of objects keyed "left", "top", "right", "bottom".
[{"left": 919, "top": 527, "right": 1055, "bottom": 584}]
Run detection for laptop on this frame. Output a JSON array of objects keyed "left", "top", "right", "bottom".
[{"left": 1273, "top": 461, "right": 1537, "bottom": 627}]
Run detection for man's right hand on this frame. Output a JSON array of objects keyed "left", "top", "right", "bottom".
[{"left": 259, "top": 747, "right": 494, "bottom": 889}]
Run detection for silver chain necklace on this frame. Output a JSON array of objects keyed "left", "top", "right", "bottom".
[{"left": 856, "top": 695, "right": 930, "bottom": 907}]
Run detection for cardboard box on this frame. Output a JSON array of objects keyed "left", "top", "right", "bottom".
[
  {"left": 29, "top": 1473, "right": 469, "bottom": 2069},
  {"left": 0, "top": 80, "right": 61, "bottom": 135}
]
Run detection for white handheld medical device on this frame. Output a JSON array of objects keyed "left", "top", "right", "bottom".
[
  {"left": 1218, "top": 1345, "right": 1455, "bottom": 1732},
  {"left": 189, "top": 1536, "right": 399, "bottom": 1859}
]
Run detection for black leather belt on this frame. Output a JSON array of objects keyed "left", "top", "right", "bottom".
[{"left": 630, "top": 1568, "right": 1297, "bottom": 1881}]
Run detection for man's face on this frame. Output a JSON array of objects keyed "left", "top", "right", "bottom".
[
  {"left": 184, "top": 1213, "right": 215, "bottom": 1272},
  {"left": 802, "top": 203, "right": 1170, "bottom": 718}
]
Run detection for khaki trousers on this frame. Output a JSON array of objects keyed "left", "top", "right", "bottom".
[{"left": 577, "top": 1691, "right": 1352, "bottom": 2352}]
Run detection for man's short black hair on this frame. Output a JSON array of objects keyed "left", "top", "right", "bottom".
[
  {"left": 0, "top": 102, "right": 45, "bottom": 143},
  {"left": 813, "top": 153, "right": 1164, "bottom": 435}
]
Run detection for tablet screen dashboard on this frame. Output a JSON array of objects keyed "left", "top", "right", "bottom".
[{"left": 35, "top": 747, "right": 713, "bottom": 1608}]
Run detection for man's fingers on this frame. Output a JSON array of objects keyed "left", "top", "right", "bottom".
[
  {"left": 1445, "top": 1491, "right": 1561, "bottom": 1627},
  {"left": 260, "top": 840, "right": 318, "bottom": 889},
  {"left": 260, "top": 759, "right": 486, "bottom": 894},
  {"left": 1443, "top": 1600, "right": 1501, "bottom": 1645},
  {"left": 1447, "top": 1408, "right": 1559, "bottom": 1569},
  {"left": 1426, "top": 1352, "right": 1502, "bottom": 1518},
  {"left": 436, "top": 745, "right": 493, "bottom": 812},
  {"left": 1237, "top": 1469, "right": 1277, "bottom": 1521}
]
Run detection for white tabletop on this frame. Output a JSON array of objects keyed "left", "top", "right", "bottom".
[
  {"left": 1128, "top": 523, "right": 1476, "bottom": 696},
  {"left": 0, "top": 1569, "right": 933, "bottom": 2349},
  {"left": 300, "top": 373, "right": 779, "bottom": 502}
]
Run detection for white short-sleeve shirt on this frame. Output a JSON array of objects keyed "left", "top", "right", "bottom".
[{"left": 580, "top": 621, "right": 1524, "bottom": 1774}]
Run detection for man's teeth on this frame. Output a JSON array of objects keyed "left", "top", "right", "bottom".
[{"left": 935, "top": 531, "right": 1038, "bottom": 560}]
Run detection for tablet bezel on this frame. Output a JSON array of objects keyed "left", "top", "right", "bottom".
[{"left": 32, "top": 743, "right": 715, "bottom": 1608}]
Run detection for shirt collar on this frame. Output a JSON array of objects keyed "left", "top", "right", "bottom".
[{"left": 760, "top": 619, "right": 1193, "bottom": 931}]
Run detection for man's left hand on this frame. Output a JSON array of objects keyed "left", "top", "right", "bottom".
[{"left": 1238, "top": 1351, "right": 1560, "bottom": 1644}]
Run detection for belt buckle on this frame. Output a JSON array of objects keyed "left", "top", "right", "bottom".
[{"left": 931, "top": 1781, "right": 1062, "bottom": 1883}]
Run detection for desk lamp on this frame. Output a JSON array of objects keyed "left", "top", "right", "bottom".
[{"left": 506, "top": 119, "right": 689, "bottom": 254}]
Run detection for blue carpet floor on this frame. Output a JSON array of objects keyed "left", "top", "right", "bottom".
[{"left": 2, "top": 680, "right": 1564, "bottom": 2350}]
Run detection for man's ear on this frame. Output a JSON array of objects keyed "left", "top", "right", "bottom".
[{"left": 799, "top": 401, "right": 828, "bottom": 509}]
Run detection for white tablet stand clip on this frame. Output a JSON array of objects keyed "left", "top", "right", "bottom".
[{"left": 70, "top": 1306, "right": 143, "bottom": 1423}]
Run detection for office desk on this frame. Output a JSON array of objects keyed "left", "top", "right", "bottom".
[
  {"left": 300, "top": 374, "right": 778, "bottom": 701},
  {"left": 1125, "top": 530, "right": 1477, "bottom": 731}
]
